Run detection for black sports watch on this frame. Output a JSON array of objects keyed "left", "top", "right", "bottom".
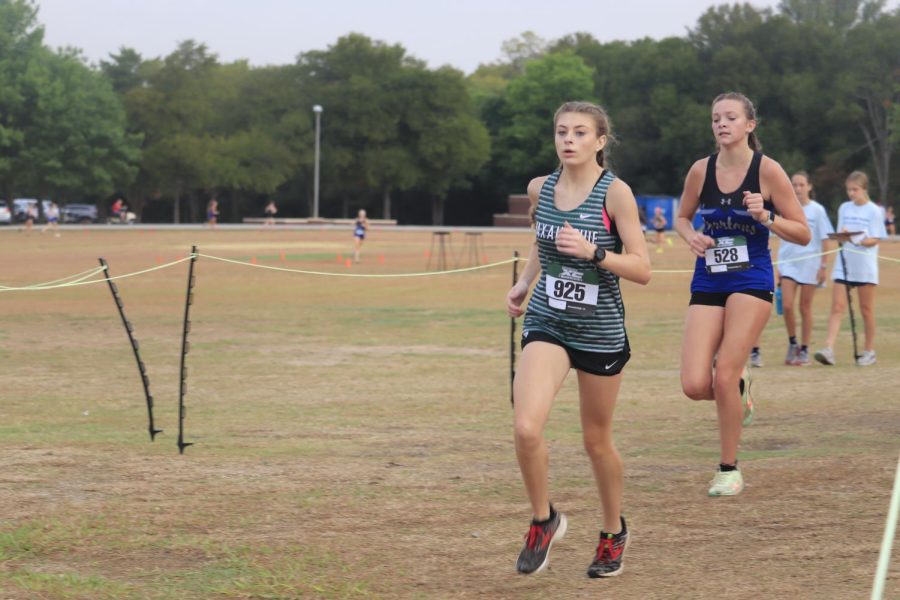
[{"left": 593, "top": 245, "right": 607, "bottom": 265}]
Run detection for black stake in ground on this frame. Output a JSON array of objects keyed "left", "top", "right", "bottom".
[
  {"left": 177, "top": 246, "right": 198, "bottom": 454},
  {"left": 837, "top": 242, "right": 860, "bottom": 361},
  {"left": 510, "top": 250, "right": 519, "bottom": 406},
  {"left": 99, "top": 258, "right": 162, "bottom": 441}
]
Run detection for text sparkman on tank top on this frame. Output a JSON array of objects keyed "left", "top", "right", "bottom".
[
  {"left": 535, "top": 221, "right": 600, "bottom": 244},
  {"left": 703, "top": 216, "right": 760, "bottom": 236}
]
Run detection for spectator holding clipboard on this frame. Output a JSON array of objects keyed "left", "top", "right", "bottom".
[{"left": 814, "top": 171, "right": 887, "bottom": 366}]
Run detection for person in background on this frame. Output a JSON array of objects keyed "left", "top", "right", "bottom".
[
  {"left": 353, "top": 209, "right": 369, "bottom": 262},
  {"left": 814, "top": 171, "right": 886, "bottom": 367},
  {"left": 506, "top": 101, "right": 650, "bottom": 579},
  {"left": 110, "top": 198, "right": 124, "bottom": 223},
  {"left": 774, "top": 171, "right": 833, "bottom": 366},
  {"left": 264, "top": 200, "right": 278, "bottom": 226},
  {"left": 23, "top": 202, "right": 37, "bottom": 234},
  {"left": 206, "top": 198, "right": 219, "bottom": 229},
  {"left": 651, "top": 206, "right": 668, "bottom": 252},
  {"left": 41, "top": 201, "right": 61, "bottom": 237},
  {"left": 675, "top": 91, "right": 809, "bottom": 497}
]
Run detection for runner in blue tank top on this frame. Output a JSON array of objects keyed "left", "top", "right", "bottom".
[
  {"left": 352, "top": 209, "right": 369, "bottom": 263},
  {"left": 675, "top": 92, "right": 810, "bottom": 497},
  {"left": 506, "top": 102, "right": 650, "bottom": 579}
]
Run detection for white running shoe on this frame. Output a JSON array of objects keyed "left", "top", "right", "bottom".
[
  {"left": 750, "top": 349, "right": 763, "bottom": 368},
  {"left": 784, "top": 343, "right": 799, "bottom": 365},
  {"left": 708, "top": 468, "right": 744, "bottom": 497},
  {"left": 856, "top": 350, "right": 876, "bottom": 366},
  {"left": 814, "top": 347, "right": 835, "bottom": 366}
]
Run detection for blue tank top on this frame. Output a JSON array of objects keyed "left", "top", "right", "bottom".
[{"left": 691, "top": 152, "right": 775, "bottom": 293}]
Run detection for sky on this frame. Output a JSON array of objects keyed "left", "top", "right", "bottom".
[{"left": 30, "top": 0, "right": 804, "bottom": 74}]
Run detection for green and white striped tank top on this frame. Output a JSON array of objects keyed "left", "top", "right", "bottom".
[{"left": 523, "top": 169, "right": 626, "bottom": 352}]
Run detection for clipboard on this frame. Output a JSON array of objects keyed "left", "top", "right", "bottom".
[{"left": 828, "top": 231, "right": 863, "bottom": 242}]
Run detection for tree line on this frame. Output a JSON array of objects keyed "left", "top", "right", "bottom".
[{"left": 0, "top": 0, "right": 896, "bottom": 224}]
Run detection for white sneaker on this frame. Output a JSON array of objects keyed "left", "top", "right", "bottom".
[
  {"left": 750, "top": 349, "right": 763, "bottom": 368},
  {"left": 708, "top": 468, "right": 744, "bottom": 496},
  {"left": 784, "top": 343, "right": 799, "bottom": 365},
  {"left": 856, "top": 350, "right": 876, "bottom": 366},
  {"left": 814, "top": 347, "right": 835, "bottom": 366}
]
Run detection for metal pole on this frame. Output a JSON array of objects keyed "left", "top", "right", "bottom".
[
  {"left": 510, "top": 250, "right": 519, "bottom": 406},
  {"left": 313, "top": 105, "right": 323, "bottom": 219},
  {"left": 837, "top": 242, "right": 860, "bottom": 361},
  {"left": 177, "top": 245, "right": 198, "bottom": 454},
  {"left": 98, "top": 258, "right": 162, "bottom": 441}
]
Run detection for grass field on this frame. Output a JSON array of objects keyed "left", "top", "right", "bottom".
[{"left": 1, "top": 225, "right": 898, "bottom": 599}]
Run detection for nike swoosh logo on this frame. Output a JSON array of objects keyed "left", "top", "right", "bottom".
[
  {"left": 579, "top": 213, "right": 591, "bottom": 219},
  {"left": 605, "top": 361, "right": 618, "bottom": 370}
]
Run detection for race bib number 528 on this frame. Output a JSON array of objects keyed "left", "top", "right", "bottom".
[{"left": 705, "top": 236, "right": 750, "bottom": 273}]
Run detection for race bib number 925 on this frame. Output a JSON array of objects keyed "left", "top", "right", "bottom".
[{"left": 545, "top": 263, "right": 599, "bottom": 315}]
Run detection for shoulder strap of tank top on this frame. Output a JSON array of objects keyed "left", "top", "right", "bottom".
[
  {"left": 701, "top": 153, "right": 718, "bottom": 196},
  {"left": 749, "top": 151, "right": 763, "bottom": 177},
  {"left": 539, "top": 170, "right": 561, "bottom": 199}
]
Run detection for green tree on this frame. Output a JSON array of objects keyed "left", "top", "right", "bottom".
[
  {"left": 297, "top": 34, "right": 488, "bottom": 223},
  {"left": 832, "top": 10, "right": 899, "bottom": 203},
  {"left": 207, "top": 62, "right": 303, "bottom": 222},
  {"left": 0, "top": 0, "right": 43, "bottom": 198},
  {"left": 778, "top": 0, "right": 887, "bottom": 28},
  {"left": 0, "top": 0, "right": 138, "bottom": 204},
  {"left": 494, "top": 52, "right": 595, "bottom": 185},
  {"left": 126, "top": 41, "right": 220, "bottom": 222},
  {"left": 99, "top": 47, "right": 145, "bottom": 95},
  {"left": 399, "top": 66, "right": 490, "bottom": 224},
  {"left": 18, "top": 48, "right": 140, "bottom": 201}
]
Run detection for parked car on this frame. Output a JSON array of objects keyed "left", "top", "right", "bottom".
[
  {"left": 12, "top": 199, "right": 51, "bottom": 223},
  {"left": 61, "top": 203, "right": 99, "bottom": 224},
  {"left": 0, "top": 200, "right": 10, "bottom": 225}
]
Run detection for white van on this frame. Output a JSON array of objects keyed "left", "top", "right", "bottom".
[{"left": 12, "top": 199, "right": 52, "bottom": 223}]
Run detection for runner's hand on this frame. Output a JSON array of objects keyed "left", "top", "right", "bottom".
[
  {"left": 688, "top": 232, "right": 715, "bottom": 258},
  {"left": 507, "top": 282, "right": 530, "bottom": 318},
  {"left": 743, "top": 191, "right": 767, "bottom": 223},
  {"left": 556, "top": 221, "right": 592, "bottom": 260}
]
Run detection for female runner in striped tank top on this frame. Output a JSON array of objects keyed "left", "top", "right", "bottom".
[
  {"left": 675, "top": 92, "right": 809, "bottom": 497},
  {"left": 506, "top": 102, "right": 650, "bottom": 578}
]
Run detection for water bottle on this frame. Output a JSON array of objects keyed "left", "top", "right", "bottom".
[{"left": 775, "top": 286, "right": 783, "bottom": 316}]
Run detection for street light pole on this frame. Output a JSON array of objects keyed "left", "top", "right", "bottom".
[{"left": 312, "top": 104, "right": 323, "bottom": 219}]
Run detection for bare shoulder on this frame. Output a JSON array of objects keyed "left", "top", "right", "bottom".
[
  {"left": 606, "top": 178, "right": 639, "bottom": 221},
  {"left": 689, "top": 157, "right": 709, "bottom": 176},
  {"left": 527, "top": 176, "right": 550, "bottom": 205},
  {"left": 759, "top": 155, "right": 788, "bottom": 179},
  {"left": 607, "top": 177, "right": 635, "bottom": 203}
]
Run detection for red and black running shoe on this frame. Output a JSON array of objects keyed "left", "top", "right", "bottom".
[
  {"left": 515, "top": 507, "right": 567, "bottom": 574},
  {"left": 587, "top": 516, "right": 629, "bottom": 578}
]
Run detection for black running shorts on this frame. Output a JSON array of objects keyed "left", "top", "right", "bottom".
[
  {"left": 521, "top": 330, "right": 629, "bottom": 376},
  {"left": 689, "top": 289, "right": 773, "bottom": 307}
]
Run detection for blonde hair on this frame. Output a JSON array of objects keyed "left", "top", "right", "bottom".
[
  {"left": 846, "top": 170, "right": 869, "bottom": 189},
  {"left": 712, "top": 92, "right": 761, "bottom": 152}
]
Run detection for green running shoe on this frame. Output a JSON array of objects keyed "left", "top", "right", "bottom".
[
  {"left": 740, "top": 366, "right": 754, "bottom": 427},
  {"left": 708, "top": 468, "right": 744, "bottom": 496}
]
